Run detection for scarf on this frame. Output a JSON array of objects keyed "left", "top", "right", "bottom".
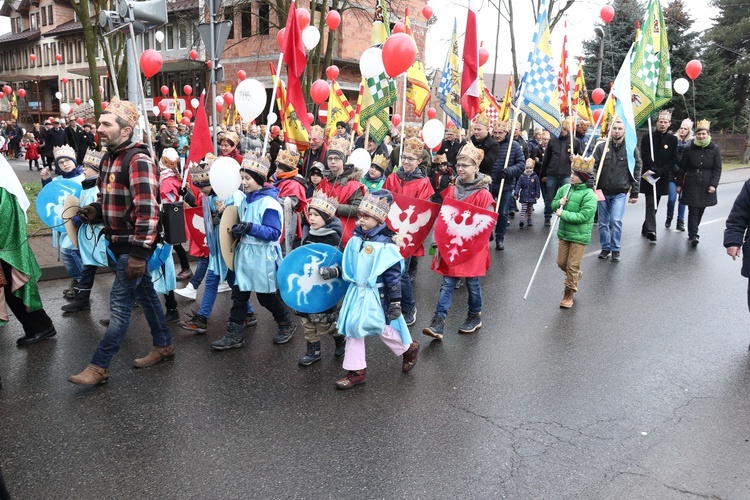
[
  {"left": 694, "top": 136, "right": 711, "bottom": 148},
  {"left": 453, "top": 172, "right": 490, "bottom": 201},
  {"left": 62, "top": 165, "right": 84, "bottom": 178},
  {"left": 275, "top": 168, "right": 298, "bottom": 180},
  {"left": 395, "top": 167, "right": 425, "bottom": 181},
  {"left": 363, "top": 171, "right": 383, "bottom": 182}
]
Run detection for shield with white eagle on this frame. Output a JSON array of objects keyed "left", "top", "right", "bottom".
[
  {"left": 433, "top": 196, "right": 498, "bottom": 266},
  {"left": 385, "top": 192, "right": 440, "bottom": 259}
]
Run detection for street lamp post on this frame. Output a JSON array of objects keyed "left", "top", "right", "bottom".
[{"left": 594, "top": 27, "right": 605, "bottom": 90}]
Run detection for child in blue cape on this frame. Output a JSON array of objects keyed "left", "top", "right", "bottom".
[{"left": 319, "top": 189, "right": 419, "bottom": 390}]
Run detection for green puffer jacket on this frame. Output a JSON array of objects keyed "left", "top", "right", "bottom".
[{"left": 551, "top": 182, "right": 597, "bottom": 245}]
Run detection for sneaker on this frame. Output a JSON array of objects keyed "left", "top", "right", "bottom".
[
  {"left": 174, "top": 283, "right": 198, "bottom": 300},
  {"left": 610, "top": 251, "right": 620, "bottom": 262},
  {"left": 273, "top": 320, "right": 297, "bottom": 344},
  {"left": 544, "top": 219, "right": 551, "bottom": 227},
  {"left": 689, "top": 235, "right": 700, "bottom": 247},
  {"left": 495, "top": 240, "right": 505, "bottom": 250},
  {"left": 676, "top": 219, "right": 685, "bottom": 232},
  {"left": 217, "top": 281, "right": 232, "bottom": 293},
  {"left": 335, "top": 369, "right": 366, "bottom": 390},
  {"left": 176, "top": 268, "right": 193, "bottom": 281},
  {"left": 179, "top": 311, "right": 208, "bottom": 334},
  {"left": 403, "top": 306, "right": 417, "bottom": 326},
  {"left": 646, "top": 232, "right": 657, "bottom": 243},
  {"left": 665, "top": 217, "right": 672, "bottom": 229},
  {"left": 458, "top": 311, "right": 482, "bottom": 334},
  {"left": 402, "top": 341, "right": 419, "bottom": 372},
  {"left": 598, "top": 250, "right": 611, "bottom": 259},
  {"left": 243, "top": 312, "right": 258, "bottom": 328},
  {"left": 299, "top": 341, "right": 322, "bottom": 366},
  {"left": 519, "top": 221, "right": 525, "bottom": 228},
  {"left": 527, "top": 219, "right": 533, "bottom": 227},
  {"left": 211, "top": 322, "right": 245, "bottom": 350},
  {"left": 164, "top": 309, "right": 181, "bottom": 324},
  {"left": 423, "top": 317, "right": 445, "bottom": 340}
]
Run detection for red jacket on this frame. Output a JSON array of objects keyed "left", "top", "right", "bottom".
[{"left": 24, "top": 141, "right": 40, "bottom": 160}]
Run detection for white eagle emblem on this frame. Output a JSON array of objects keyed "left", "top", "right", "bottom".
[
  {"left": 439, "top": 205, "right": 495, "bottom": 262},
  {"left": 387, "top": 203, "right": 433, "bottom": 248}
]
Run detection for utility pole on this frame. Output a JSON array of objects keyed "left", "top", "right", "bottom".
[{"left": 595, "top": 27, "right": 605, "bottom": 89}]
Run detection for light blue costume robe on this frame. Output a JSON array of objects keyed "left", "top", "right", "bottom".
[
  {"left": 49, "top": 172, "right": 85, "bottom": 250},
  {"left": 148, "top": 243, "right": 176, "bottom": 295},
  {"left": 77, "top": 178, "right": 108, "bottom": 267}
]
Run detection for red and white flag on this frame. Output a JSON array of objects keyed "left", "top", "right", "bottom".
[
  {"left": 185, "top": 90, "right": 212, "bottom": 167},
  {"left": 460, "top": 0, "right": 481, "bottom": 120},
  {"left": 385, "top": 192, "right": 440, "bottom": 259},
  {"left": 185, "top": 207, "right": 209, "bottom": 258},
  {"left": 434, "top": 196, "right": 497, "bottom": 266}
]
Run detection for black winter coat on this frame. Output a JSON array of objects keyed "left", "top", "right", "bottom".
[
  {"left": 676, "top": 140, "right": 722, "bottom": 207},
  {"left": 593, "top": 139, "right": 641, "bottom": 196},
  {"left": 724, "top": 178, "right": 750, "bottom": 278},
  {"left": 471, "top": 135, "right": 501, "bottom": 176},
  {"left": 440, "top": 138, "right": 466, "bottom": 166},
  {"left": 491, "top": 135, "right": 525, "bottom": 195},
  {"left": 540, "top": 133, "right": 581, "bottom": 178},
  {"left": 640, "top": 130, "right": 679, "bottom": 196}
]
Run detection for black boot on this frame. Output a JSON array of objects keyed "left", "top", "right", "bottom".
[
  {"left": 299, "top": 341, "right": 322, "bottom": 366},
  {"left": 61, "top": 289, "right": 91, "bottom": 313},
  {"left": 333, "top": 334, "right": 346, "bottom": 358}
]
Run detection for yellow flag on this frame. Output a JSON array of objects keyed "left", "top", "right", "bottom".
[
  {"left": 172, "top": 84, "right": 182, "bottom": 122},
  {"left": 325, "top": 80, "right": 354, "bottom": 139},
  {"left": 272, "top": 67, "right": 309, "bottom": 152},
  {"left": 403, "top": 12, "right": 431, "bottom": 116},
  {"left": 572, "top": 59, "right": 593, "bottom": 124},
  {"left": 11, "top": 91, "right": 17, "bottom": 120},
  {"left": 498, "top": 76, "right": 513, "bottom": 121}
]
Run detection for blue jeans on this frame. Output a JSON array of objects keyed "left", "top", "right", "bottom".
[
  {"left": 667, "top": 180, "right": 686, "bottom": 221},
  {"left": 60, "top": 247, "right": 82, "bottom": 282},
  {"left": 90, "top": 254, "right": 171, "bottom": 368},
  {"left": 494, "top": 190, "right": 513, "bottom": 242},
  {"left": 189, "top": 257, "right": 209, "bottom": 288},
  {"left": 597, "top": 193, "right": 627, "bottom": 252},
  {"left": 544, "top": 175, "right": 571, "bottom": 220},
  {"left": 197, "top": 269, "right": 253, "bottom": 318},
  {"left": 401, "top": 257, "right": 415, "bottom": 316},
  {"left": 434, "top": 276, "right": 482, "bottom": 320}
]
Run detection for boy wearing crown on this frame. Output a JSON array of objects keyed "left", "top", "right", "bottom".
[
  {"left": 319, "top": 189, "right": 419, "bottom": 389},
  {"left": 211, "top": 153, "right": 298, "bottom": 350},
  {"left": 272, "top": 147, "right": 309, "bottom": 255},
  {"left": 551, "top": 159, "right": 597, "bottom": 309},
  {"left": 361, "top": 154, "right": 388, "bottom": 191}
]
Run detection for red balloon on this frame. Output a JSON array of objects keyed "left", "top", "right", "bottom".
[
  {"left": 189, "top": 49, "right": 198, "bottom": 60},
  {"left": 326, "top": 65, "right": 340, "bottom": 80},
  {"left": 102, "top": 101, "right": 108, "bottom": 110},
  {"left": 99, "top": 86, "right": 104, "bottom": 95},
  {"left": 207, "top": 60, "right": 213, "bottom": 69},
  {"left": 76, "top": 117, "right": 84, "bottom": 126},
  {"left": 296, "top": 9, "right": 310, "bottom": 30},
  {"left": 158, "top": 100, "right": 168, "bottom": 112},
  {"left": 592, "top": 108, "right": 603, "bottom": 124},
  {"left": 432, "top": 143, "right": 441, "bottom": 152},
  {"left": 393, "top": 21, "right": 405, "bottom": 33},
  {"left": 183, "top": 85, "right": 193, "bottom": 96},
  {"left": 427, "top": 107, "right": 437, "bottom": 120},
  {"left": 223, "top": 92, "right": 234, "bottom": 106},
  {"left": 17, "top": 89, "right": 26, "bottom": 98},
  {"left": 422, "top": 5, "right": 433, "bottom": 19},
  {"left": 163, "top": 112, "right": 171, "bottom": 121},
  {"left": 140, "top": 49, "right": 163, "bottom": 79},
  {"left": 591, "top": 87, "right": 606, "bottom": 105},
  {"left": 74, "top": 97, "right": 82, "bottom": 106},
  {"left": 215, "top": 102, "right": 223, "bottom": 113},
  {"left": 3, "top": 85, "right": 11, "bottom": 95},
  {"left": 55, "top": 53, "right": 62, "bottom": 62},
  {"left": 160, "top": 85, "right": 169, "bottom": 96},
  {"left": 382, "top": 33, "right": 417, "bottom": 77},
  {"left": 686, "top": 59, "right": 702, "bottom": 80},
  {"left": 307, "top": 112, "right": 315, "bottom": 123},
  {"left": 0, "top": 93, "right": 5, "bottom": 100},
  {"left": 326, "top": 10, "right": 341, "bottom": 31},
  {"left": 600, "top": 5, "right": 614, "bottom": 24},
  {"left": 183, "top": 109, "right": 193, "bottom": 119},
  {"left": 479, "top": 46, "right": 490, "bottom": 67},
  {"left": 238, "top": 70, "right": 247, "bottom": 81},
  {"left": 61, "top": 78, "right": 68, "bottom": 85},
  {"left": 391, "top": 114, "right": 402, "bottom": 127},
  {"left": 277, "top": 28, "right": 287, "bottom": 50},
  {"left": 310, "top": 79, "right": 330, "bottom": 105},
  {"left": 181, "top": 117, "right": 191, "bottom": 126},
  {"left": 68, "top": 107, "right": 73, "bottom": 115},
  {"left": 29, "top": 54, "right": 36, "bottom": 62}
]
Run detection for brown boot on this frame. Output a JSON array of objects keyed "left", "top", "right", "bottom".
[
  {"left": 560, "top": 287, "right": 575, "bottom": 309},
  {"left": 133, "top": 345, "right": 175, "bottom": 368},
  {"left": 402, "top": 342, "right": 420, "bottom": 372},
  {"left": 335, "top": 369, "right": 366, "bottom": 390},
  {"left": 68, "top": 364, "right": 110, "bottom": 385}
]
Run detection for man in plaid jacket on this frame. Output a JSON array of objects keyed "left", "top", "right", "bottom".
[{"left": 68, "top": 97, "right": 174, "bottom": 386}]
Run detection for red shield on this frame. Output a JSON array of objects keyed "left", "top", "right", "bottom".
[
  {"left": 433, "top": 196, "right": 498, "bottom": 266},
  {"left": 185, "top": 207, "right": 209, "bottom": 258},
  {"left": 386, "top": 192, "right": 440, "bottom": 259}
]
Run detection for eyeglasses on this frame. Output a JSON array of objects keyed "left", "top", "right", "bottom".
[
  {"left": 455, "top": 163, "right": 474, "bottom": 170},
  {"left": 402, "top": 156, "right": 418, "bottom": 162}
]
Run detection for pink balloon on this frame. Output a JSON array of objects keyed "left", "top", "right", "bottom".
[
  {"left": 296, "top": 9, "right": 310, "bottom": 31},
  {"left": 183, "top": 110, "right": 193, "bottom": 119},
  {"left": 102, "top": 101, "right": 108, "bottom": 110},
  {"left": 277, "top": 28, "right": 287, "bottom": 50},
  {"left": 17, "top": 89, "right": 26, "bottom": 98},
  {"left": 223, "top": 92, "right": 234, "bottom": 106},
  {"left": 160, "top": 85, "right": 169, "bottom": 96},
  {"left": 238, "top": 70, "right": 247, "bottom": 81},
  {"left": 393, "top": 21, "right": 405, "bottom": 33},
  {"left": 29, "top": 53, "right": 36, "bottom": 62},
  {"left": 140, "top": 49, "right": 163, "bottom": 79},
  {"left": 61, "top": 78, "right": 68, "bottom": 85},
  {"left": 326, "top": 10, "right": 341, "bottom": 31},
  {"left": 382, "top": 33, "right": 417, "bottom": 78},
  {"left": 183, "top": 85, "right": 193, "bottom": 96},
  {"left": 427, "top": 107, "right": 437, "bottom": 120},
  {"left": 479, "top": 46, "right": 489, "bottom": 67},
  {"left": 0, "top": 93, "right": 5, "bottom": 100},
  {"left": 74, "top": 97, "right": 82, "bottom": 106},
  {"left": 391, "top": 114, "right": 401, "bottom": 127},
  {"left": 76, "top": 117, "right": 84, "bottom": 126},
  {"left": 158, "top": 100, "right": 168, "bottom": 112},
  {"left": 600, "top": 5, "right": 614, "bottom": 24},
  {"left": 55, "top": 53, "right": 62, "bottom": 62},
  {"left": 181, "top": 117, "right": 191, "bottom": 126}
]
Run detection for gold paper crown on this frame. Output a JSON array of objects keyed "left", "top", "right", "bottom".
[
  {"left": 276, "top": 148, "right": 300, "bottom": 169},
  {"left": 358, "top": 189, "right": 393, "bottom": 224},
  {"left": 492, "top": 120, "right": 509, "bottom": 132},
  {"left": 308, "top": 190, "right": 339, "bottom": 219},
  {"left": 456, "top": 143, "right": 484, "bottom": 165},
  {"left": 327, "top": 137, "right": 350, "bottom": 156},
  {"left": 189, "top": 161, "right": 211, "bottom": 186},
  {"left": 433, "top": 153, "right": 448, "bottom": 164},
  {"left": 571, "top": 155, "right": 595, "bottom": 175},
  {"left": 53, "top": 145, "right": 77, "bottom": 163},
  {"left": 241, "top": 152, "right": 270, "bottom": 180},
  {"left": 83, "top": 149, "right": 105, "bottom": 170},
  {"left": 309, "top": 125, "right": 325, "bottom": 139},
  {"left": 371, "top": 154, "right": 389, "bottom": 171},
  {"left": 696, "top": 119, "right": 710, "bottom": 131},
  {"left": 222, "top": 131, "right": 239, "bottom": 146},
  {"left": 103, "top": 97, "right": 139, "bottom": 129},
  {"left": 202, "top": 153, "right": 218, "bottom": 168},
  {"left": 404, "top": 125, "right": 421, "bottom": 138},
  {"left": 402, "top": 137, "right": 424, "bottom": 158},
  {"left": 658, "top": 109, "right": 673, "bottom": 121},
  {"left": 474, "top": 113, "right": 491, "bottom": 127}
]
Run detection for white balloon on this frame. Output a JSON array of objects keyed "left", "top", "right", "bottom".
[
  {"left": 349, "top": 148, "right": 371, "bottom": 172},
  {"left": 673, "top": 77, "right": 689, "bottom": 96},
  {"left": 55, "top": 91, "right": 62, "bottom": 100},
  {"left": 155, "top": 30, "right": 164, "bottom": 43},
  {"left": 422, "top": 119, "right": 445, "bottom": 149},
  {"left": 234, "top": 78, "right": 267, "bottom": 122},
  {"left": 359, "top": 47, "right": 385, "bottom": 79},
  {"left": 60, "top": 103, "right": 71, "bottom": 115},
  {"left": 209, "top": 157, "right": 242, "bottom": 200},
  {"left": 191, "top": 98, "right": 199, "bottom": 108},
  {"left": 152, "top": 105, "right": 161, "bottom": 116},
  {"left": 216, "top": 96, "right": 224, "bottom": 105},
  {"left": 267, "top": 112, "right": 278, "bottom": 124},
  {"left": 88, "top": 99, "right": 94, "bottom": 106},
  {"left": 301, "top": 25, "right": 321, "bottom": 51}
]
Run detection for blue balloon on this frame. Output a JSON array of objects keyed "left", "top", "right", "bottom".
[
  {"left": 278, "top": 243, "right": 348, "bottom": 314},
  {"left": 35, "top": 179, "right": 82, "bottom": 233}
]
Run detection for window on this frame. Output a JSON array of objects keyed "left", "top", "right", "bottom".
[
  {"left": 258, "top": 2, "right": 270, "bottom": 35},
  {"left": 48, "top": 6, "right": 53, "bottom": 24},
  {"left": 36, "top": 13, "right": 40, "bottom": 29},
  {"left": 78, "top": 80, "right": 83, "bottom": 100},
  {"left": 67, "top": 41, "right": 73, "bottom": 63},
  {"left": 224, "top": 7, "right": 234, "bottom": 39},
  {"left": 10, "top": 17, "right": 15, "bottom": 33},
  {"left": 178, "top": 23, "right": 188, "bottom": 49},
  {"left": 45, "top": 44, "right": 50, "bottom": 66},
  {"left": 41, "top": 7, "right": 46, "bottom": 25},
  {"left": 23, "top": 48, "right": 28, "bottom": 68},
  {"left": 144, "top": 33, "right": 150, "bottom": 50},
  {"left": 30, "top": 12, "right": 36, "bottom": 29},
  {"left": 166, "top": 25, "right": 174, "bottom": 50},
  {"left": 76, "top": 41, "right": 81, "bottom": 62},
  {"left": 241, "top": 5, "right": 251, "bottom": 38},
  {"left": 58, "top": 43, "right": 64, "bottom": 64}
]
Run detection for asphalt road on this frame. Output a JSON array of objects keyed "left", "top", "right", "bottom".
[{"left": 2, "top": 173, "right": 750, "bottom": 499}]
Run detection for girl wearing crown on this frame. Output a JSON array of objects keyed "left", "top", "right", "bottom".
[{"left": 271, "top": 147, "right": 308, "bottom": 255}]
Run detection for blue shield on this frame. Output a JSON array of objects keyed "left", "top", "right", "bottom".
[
  {"left": 278, "top": 243, "right": 347, "bottom": 313},
  {"left": 36, "top": 179, "right": 82, "bottom": 233}
]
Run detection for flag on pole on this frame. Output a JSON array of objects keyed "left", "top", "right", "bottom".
[
  {"left": 352, "top": 78, "right": 365, "bottom": 137},
  {"left": 437, "top": 18, "right": 462, "bottom": 127},
  {"left": 498, "top": 75, "right": 513, "bottom": 121},
  {"left": 403, "top": 10, "right": 431, "bottom": 116},
  {"left": 283, "top": 2, "right": 312, "bottom": 133},
  {"left": 630, "top": 0, "right": 672, "bottom": 126},
  {"left": 612, "top": 44, "right": 638, "bottom": 175},
  {"left": 482, "top": 86, "right": 503, "bottom": 128},
  {"left": 10, "top": 91, "right": 17, "bottom": 120},
  {"left": 172, "top": 84, "right": 182, "bottom": 122},
  {"left": 325, "top": 79, "right": 354, "bottom": 139},
  {"left": 557, "top": 22, "right": 570, "bottom": 116},
  {"left": 271, "top": 62, "right": 309, "bottom": 152},
  {"left": 186, "top": 90, "right": 212, "bottom": 167},
  {"left": 371, "top": 0, "right": 390, "bottom": 45},
  {"left": 517, "top": 0, "right": 562, "bottom": 136},
  {"left": 572, "top": 58, "right": 594, "bottom": 123},
  {"left": 460, "top": 0, "right": 481, "bottom": 120}
]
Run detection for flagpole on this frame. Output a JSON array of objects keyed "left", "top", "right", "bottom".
[
  {"left": 262, "top": 52, "right": 285, "bottom": 158},
  {"left": 592, "top": 111, "right": 617, "bottom": 189},
  {"left": 399, "top": 73, "right": 408, "bottom": 166},
  {"left": 494, "top": 88, "right": 523, "bottom": 213},
  {"left": 583, "top": 92, "right": 613, "bottom": 156}
]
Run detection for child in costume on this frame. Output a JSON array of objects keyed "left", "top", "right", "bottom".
[
  {"left": 360, "top": 154, "right": 388, "bottom": 191},
  {"left": 551, "top": 158, "right": 597, "bottom": 309},
  {"left": 41, "top": 145, "right": 85, "bottom": 300},
  {"left": 429, "top": 153, "right": 454, "bottom": 204},
  {"left": 272, "top": 147, "right": 308, "bottom": 255},
  {"left": 320, "top": 189, "right": 419, "bottom": 390},
  {"left": 23, "top": 133, "right": 40, "bottom": 171},
  {"left": 296, "top": 191, "right": 347, "bottom": 366},
  {"left": 422, "top": 143, "right": 495, "bottom": 340},
  {"left": 305, "top": 161, "right": 325, "bottom": 199},
  {"left": 211, "top": 153, "right": 297, "bottom": 350},
  {"left": 514, "top": 158, "right": 542, "bottom": 228}
]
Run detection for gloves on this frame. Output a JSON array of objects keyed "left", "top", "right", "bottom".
[
  {"left": 318, "top": 266, "right": 340, "bottom": 280},
  {"left": 178, "top": 186, "right": 188, "bottom": 197},
  {"left": 386, "top": 301, "right": 402, "bottom": 322},
  {"left": 77, "top": 205, "right": 99, "bottom": 224},
  {"left": 72, "top": 215, "right": 83, "bottom": 227},
  {"left": 231, "top": 222, "right": 252, "bottom": 239},
  {"left": 124, "top": 256, "right": 147, "bottom": 280},
  {"left": 496, "top": 169, "right": 507, "bottom": 180}
]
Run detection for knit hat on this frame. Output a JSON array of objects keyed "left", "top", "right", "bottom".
[
  {"left": 358, "top": 189, "right": 393, "bottom": 224},
  {"left": 402, "top": 137, "right": 424, "bottom": 158},
  {"left": 327, "top": 137, "right": 349, "bottom": 161},
  {"left": 308, "top": 190, "right": 338, "bottom": 222},
  {"left": 241, "top": 152, "right": 271, "bottom": 184},
  {"left": 308, "top": 161, "right": 324, "bottom": 177},
  {"left": 82, "top": 149, "right": 105, "bottom": 172},
  {"left": 53, "top": 145, "right": 77, "bottom": 164},
  {"left": 456, "top": 143, "right": 484, "bottom": 166},
  {"left": 276, "top": 148, "right": 300, "bottom": 170},
  {"left": 371, "top": 154, "right": 389, "bottom": 173},
  {"left": 103, "top": 97, "right": 140, "bottom": 129}
]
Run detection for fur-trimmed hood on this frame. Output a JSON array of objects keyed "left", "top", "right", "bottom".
[{"left": 324, "top": 165, "right": 364, "bottom": 187}]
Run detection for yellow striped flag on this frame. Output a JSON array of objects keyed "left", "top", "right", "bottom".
[
  {"left": 325, "top": 79, "right": 354, "bottom": 139},
  {"left": 172, "top": 84, "right": 182, "bottom": 122},
  {"left": 270, "top": 63, "right": 309, "bottom": 152},
  {"left": 403, "top": 10, "right": 430, "bottom": 116},
  {"left": 498, "top": 76, "right": 513, "bottom": 122},
  {"left": 572, "top": 58, "right": 593, "bottom": 124},
  {"left": 352, "top": 79, "right": 365, "bottom": 137}
]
